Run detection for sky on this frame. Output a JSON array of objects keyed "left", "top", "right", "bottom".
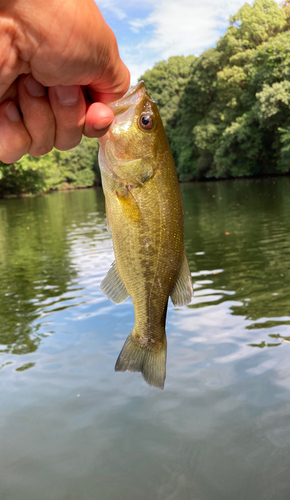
[{"left": 96, "top": 0, "right": 252, "bottom": 84}]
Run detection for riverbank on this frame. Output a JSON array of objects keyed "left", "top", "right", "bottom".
[
  {"left": 1, "top": 169, "right": 289, "bottom": 199},
  {"left": 0, "top": 136, "right": 100, "bottom": 198}
]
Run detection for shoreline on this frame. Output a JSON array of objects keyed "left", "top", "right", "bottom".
[
  {"left": 1, "top": 171, "right": 289, "bottom": 199},
  {"left": 0, "top": 182, "right": 101, "bottom": 200}
]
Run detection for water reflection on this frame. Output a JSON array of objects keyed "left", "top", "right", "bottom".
[
  {"left": 0, "top": 189, "right": 108, "bottom": 360},
  {"left": 1, "top": 178, "right": 290, "bottom": 500},
  {"left": 181, "top": 177, "right": 290, "bottom": 348},
  {"left": 0, "top": 177, "right": 290, "bottom": 364}
]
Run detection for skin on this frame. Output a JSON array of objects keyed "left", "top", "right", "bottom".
[{"left": 0, "top": 0, "right": 130, "bottom": 163}]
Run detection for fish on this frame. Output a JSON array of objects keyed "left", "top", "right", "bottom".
[{"left": 98, "top": 81, "right": 193, "bottom": 389}]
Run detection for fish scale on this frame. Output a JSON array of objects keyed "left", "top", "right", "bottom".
[{"left": 99, "top": 81, "right": 193, "bottom": 389}]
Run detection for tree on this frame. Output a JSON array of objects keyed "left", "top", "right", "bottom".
[
  {"left": 164, "top": 0, "right": 290, "bottom": 180},
  {"left": 0, "top": 136, "right": 99, "bottom": 196},
  {"left": 140, "top": 55, "right": 195, "bottom": 129}
]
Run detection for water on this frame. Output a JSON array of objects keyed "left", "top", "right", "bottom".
[{"left": 0, "top": 177, "right": 290, "bottom": 500}]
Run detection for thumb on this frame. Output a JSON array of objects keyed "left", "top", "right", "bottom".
[{"left": 87, "top": 36, "right": 131, "bottom": 104}]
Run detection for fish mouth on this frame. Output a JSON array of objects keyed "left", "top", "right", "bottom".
[
  {"left": 98, "top": 81, "right": 153, "bottom": 181},
  {"left": 98, "top": 81, "right": 147, "bottom": 148},
  {"left": 108, "top": 81, "right": 149, "bottom": 116},
  {"left": 99, "top": 80, "right": 149, "bottom": 151}
]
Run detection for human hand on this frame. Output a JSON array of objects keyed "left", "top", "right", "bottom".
[{"left": 0, "top": 0, "right": 130, "bottom": 163}]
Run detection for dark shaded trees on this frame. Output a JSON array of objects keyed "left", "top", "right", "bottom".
[{"left": 0, "top": 136, "right": 99, "bottom": 196}]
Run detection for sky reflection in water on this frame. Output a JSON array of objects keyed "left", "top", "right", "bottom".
[{"left": 0, "top": 178, "right": 290, "bottom": 500}]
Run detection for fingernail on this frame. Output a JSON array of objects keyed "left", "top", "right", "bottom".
[
  {"left": 5, "top": 102, "right": 21, "bottom": 122},
  {"left": 93, "top": 115, "right": 114, "bottom": 130},
  {"left": 93, "top": 121, "right": 112, "bottom": 131},
  {"left": 55, "top": 85, "right": 79, "bottom": 106},
  {"left": 24, "top": 75, "right": 46, "bottom": 97}
]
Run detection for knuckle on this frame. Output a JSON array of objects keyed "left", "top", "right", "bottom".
[
  {"left": 29, "top": 144, "right": 53, "bottom": 157},
  {"left": 0, "top": 134, "right": 31, "bottom": 164},
  {"left": 0, "top": 102, "right": 31, "bottom": 163},
  {"left": 55, "top": 137, "right": 81, "bottom": 151},
  {"left": 0, "top": 149, "right": 27, "bottom": 164}
]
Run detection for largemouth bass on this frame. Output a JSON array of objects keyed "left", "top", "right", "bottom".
[{"left": 98, "top": 81, "right": 193, "bottom": 389}]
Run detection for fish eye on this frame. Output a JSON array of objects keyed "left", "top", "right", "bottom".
[{"left": 139, "top": 113, "right": 154, "bottom": 130}]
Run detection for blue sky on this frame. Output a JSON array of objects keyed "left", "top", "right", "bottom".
[{"left": 96, "top": 0, "right": 279, "bottom": 84}]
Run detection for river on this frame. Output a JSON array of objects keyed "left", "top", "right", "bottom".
[{"left": 0, "top": 177, "right": 290, "bottom": 499}]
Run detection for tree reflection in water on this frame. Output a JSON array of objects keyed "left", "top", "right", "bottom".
[
  {"left": 0, "top": 176, "right": 289, "bottom": 365},
  {"left": 0, "top": 188, "right": 106, "bottom": 359}
]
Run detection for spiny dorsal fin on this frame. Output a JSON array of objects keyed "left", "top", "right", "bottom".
[
  {"left": 100, "top": 261, "right": 129, "bottom": 304},
  {"left": 170, "top": 252, "right": 193, "bottom": 307}
]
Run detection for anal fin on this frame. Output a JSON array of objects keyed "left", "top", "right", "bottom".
[
  {"left": 170, "top": 252, "right": 193, "bottom": 307},
  {"left": 100, "top": 261, "right": 129, "bottom": 304}
]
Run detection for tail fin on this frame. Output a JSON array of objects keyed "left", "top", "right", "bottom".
[{"left": 115, "top": 329, "right": 167, "bottom": 389}]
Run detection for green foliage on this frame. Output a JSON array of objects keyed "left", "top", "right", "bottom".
[
  {"left": 3, "top": 0, "right": 290, "bottom": 193},
  {"left": 278, "top": 126, "right": 290, "bottom": 170},
  {"left": 0, "top": 136, "right": 99, "bottom": 196},
  {"left": 255, "top": 80, "right": 290, "bottom": 122},
  {"left": 140, "top": 55, "right": 195, "bottom": 129},
  {"left": 141, "top": 0, "right": 290, "bottom": 180},
  {"left": 221, "top": 0, "right": 285, "bottom": 54}
]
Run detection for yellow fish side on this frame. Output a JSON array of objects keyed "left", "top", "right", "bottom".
[{"left": 99, "top": 82, "right": 193, "bottom": 389}]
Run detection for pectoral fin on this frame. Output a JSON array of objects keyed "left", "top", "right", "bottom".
[
  {"left": 116, "top": 189, "right": 142, "bottom": 222},
  {"left": 170, "top": 252, "right": 193, "bottom": 306},
  {"left": 100, "top": 261, "right": 129, "bottom": 304}
]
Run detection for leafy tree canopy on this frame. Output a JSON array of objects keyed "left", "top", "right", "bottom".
[
  {"left": 2, "top": 0, "right": 290, "bottom": 194},
  {"left": 0, "top": 136, "right": 99, "bottom": 196},
  {"left": 141, "top": 0, "right": 290, "bottom": 181}
]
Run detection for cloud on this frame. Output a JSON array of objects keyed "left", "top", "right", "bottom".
[
  {"left": 97, "top": 0, "right": 275, "bottom": 83},
  {"left": 141, "top": 0, "right": 245, "bottom": 58},
  {"left": 128, "top": 0, "right": 247, "bottom": 82},
  {"left": 96, "top": 0, "right": 127, "bottom": 20},
  {"left": 117, "top": 45, "right": 153, "bottom": 86}
]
